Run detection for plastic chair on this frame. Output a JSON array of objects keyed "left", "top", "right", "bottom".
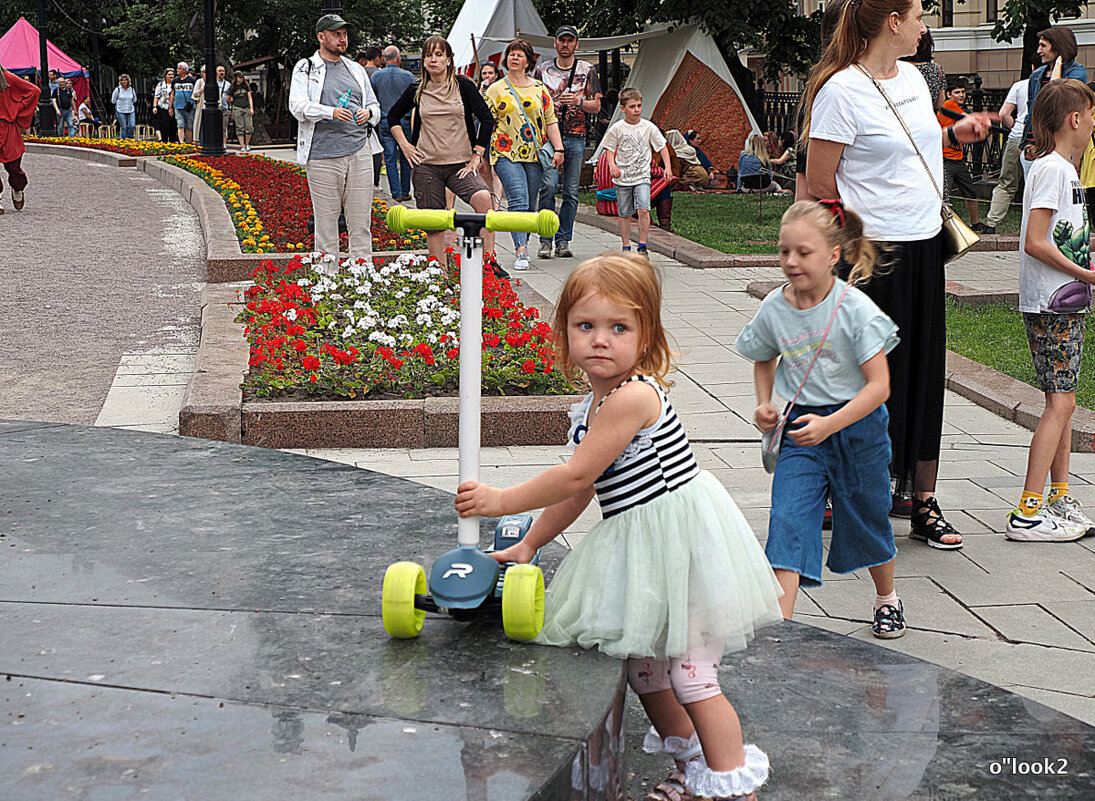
[{"left": 135, "top": 124, "right": 155, "bottom": 141}]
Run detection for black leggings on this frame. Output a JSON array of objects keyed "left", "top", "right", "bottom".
[{"left": 844, "top": 233, "right": 947, "bottom": 492}]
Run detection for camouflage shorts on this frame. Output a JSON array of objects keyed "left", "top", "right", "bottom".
[{"left": 1023, "top": 312, "right": 1085, "bottom": 393}]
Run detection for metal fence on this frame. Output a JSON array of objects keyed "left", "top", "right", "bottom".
[{"left": 762, "top": 84, "right": 1014, "bottom": 180}]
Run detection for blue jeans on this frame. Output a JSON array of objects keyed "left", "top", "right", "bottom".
[
  {"left": 56, "top": 109, "right": 75, "bottom": 137},
  {"left": 766, "top": 404, "right": 895, "bottom": 587},
  {"left": 116, "top": 110, "right": 136, "bottom": 139},
  {"left": 538, "top": 135, "right": 585, "bottom": 243},
  {"left": 378, "top": 120, "right": 412, "bottom": 198},
  {"left": 493, "top": 156, "right": 543, "bottom": 249}
]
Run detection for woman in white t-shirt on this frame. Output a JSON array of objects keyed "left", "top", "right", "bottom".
[{"left": 803, "top": 0, "right": 995, "bottom": 550}]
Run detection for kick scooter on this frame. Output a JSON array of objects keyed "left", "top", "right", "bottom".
[{"left": 381, "top": 206, "right": 559, "bottom": 641}]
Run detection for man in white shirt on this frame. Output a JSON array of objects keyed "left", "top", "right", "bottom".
[
  {"left": 985, "top": 77, "right": 1030, "bottom": 234},
  {"left": 289, "top": 13, "right": 382, "bottom": 264}
]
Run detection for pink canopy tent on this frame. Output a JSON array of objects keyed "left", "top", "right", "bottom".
[{"left": 0, "top": 17, "right": 89, "bottom": 104}]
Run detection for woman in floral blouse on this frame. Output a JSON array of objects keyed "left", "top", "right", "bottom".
[{"left": 486, "top": 39, "right": 563, "bottom": 271}]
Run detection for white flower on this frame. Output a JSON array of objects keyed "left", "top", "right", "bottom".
[
  {"left": 285, "top": 309, "right": 297, "bottom": 321},
  {"left": 342, "top": 325, "right": 356, "bottom": 339}
]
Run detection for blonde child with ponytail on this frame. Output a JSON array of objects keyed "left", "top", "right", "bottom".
[{"left": 737, "top": 200, "right": 908, "bottom": 638}]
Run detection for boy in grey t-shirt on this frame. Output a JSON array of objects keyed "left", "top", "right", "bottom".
[{"left": 600, "top": 88, "right": 672, "bottom": 255}]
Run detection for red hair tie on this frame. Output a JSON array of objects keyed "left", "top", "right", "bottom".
[{"left": 818, "top": 198, "right": 846, "bottom": 229}]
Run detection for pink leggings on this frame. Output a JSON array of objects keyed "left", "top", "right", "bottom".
[{"left": 626, "top": 640, "right": 724, "bottom": 705}]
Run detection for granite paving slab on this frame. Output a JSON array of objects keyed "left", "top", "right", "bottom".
[{"left": 0, "top": 421, "right": 624, "bottom": 800}]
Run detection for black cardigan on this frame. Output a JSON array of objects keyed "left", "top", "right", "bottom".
[{"left": 387, "top": 74, "right": 494, "bottom": 153}]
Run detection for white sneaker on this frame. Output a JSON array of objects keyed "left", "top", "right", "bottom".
[
  {"left": 1005, "top": 508, "right": 1085, "bottom": 542},
  {"left": 1046, "top": 495, "right": 1095, "bottom": 537},
  {"left": 513, "top": 252, "right": 530, "bottom": 271}
]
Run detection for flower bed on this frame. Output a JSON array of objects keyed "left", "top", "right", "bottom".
[
  {"left": 237, "top": 253, "right": 572, "bottom": 400},
  {"left": 22, "top": 134, "right": 198, "bottom": 157},
  {"left": 161, "top": 153, "right": 427, "bottom": 254}
]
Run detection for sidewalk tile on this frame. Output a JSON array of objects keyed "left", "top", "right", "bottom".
[
  {"left": 961, "top": 644, "right": 1095, "bottom": 698},
  {"left": 974, "top": 604, "right": 1095, "bottom": 651}
]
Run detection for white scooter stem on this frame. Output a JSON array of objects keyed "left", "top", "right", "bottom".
[{"left": 457, "top": 234, "right": 483, "bottom": 547}]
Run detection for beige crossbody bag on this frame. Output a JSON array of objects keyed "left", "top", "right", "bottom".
[{"left": 854, "top": 63, "right": 979, "bottom": 263}]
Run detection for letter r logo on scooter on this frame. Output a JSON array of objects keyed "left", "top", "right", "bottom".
[{"left": 442, "top": 562, "right": 473, "bottom": 579}]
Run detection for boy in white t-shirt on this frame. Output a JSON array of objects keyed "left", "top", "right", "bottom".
[
  {"left": 1008, "top": 78, "right": 1095, "bottom": 542},
  {"left": 601, "top": 88, "right": 673, "bottom": 255}
]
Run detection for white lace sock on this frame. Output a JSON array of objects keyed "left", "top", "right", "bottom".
[{"left": 684, "top": 746, "right": 770, "bottom": 798}]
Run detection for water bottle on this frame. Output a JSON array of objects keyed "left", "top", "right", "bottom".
[{"left": 336, "top": 88, "right": 353, "bottom": 109}]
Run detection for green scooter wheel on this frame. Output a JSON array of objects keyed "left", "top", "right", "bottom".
[
  {"left": 502, "top": 564, "right": 545, "bottom": 641},
  {"left": 382, "top": 561, "right": 427, "bottom": 638}
]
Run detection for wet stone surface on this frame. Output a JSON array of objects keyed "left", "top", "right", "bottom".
[
  {"left": 0, "top": 422, "right": 624, "bottom": 800},
  {"left": 3, "top": 421, "right": 1095, "bottom": 800}
]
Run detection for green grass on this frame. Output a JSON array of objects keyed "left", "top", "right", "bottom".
[
  {"left": 580, "top": 191, "right": 792, "bottom": 254},
  {"left": 580, "top": 191, "right": 1022, "bottom": 254},
  {"left": 945, "top": 298, "right": 1095, "bottom": 409}
]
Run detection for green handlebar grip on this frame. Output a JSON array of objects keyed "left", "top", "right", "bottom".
[
  {"left": 386, "top": 206, "right": 455, "bottom": 233},
  {"left": 485, "top": 209, "right": 560, "bottom": 237}
]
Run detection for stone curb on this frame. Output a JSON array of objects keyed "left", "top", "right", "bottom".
[
  {"left": 179, "top": 278, "right": 580, "bottom": 449},
  {"left": 573, "top": 202, "right": 1019, "bottom": 269},
  {"left": 26, "top": 143, "right": 427, "bottom": 283},
  {"left": 24, "top": 141, "right": 138, "bottom": 168},
  {"left": 178, "top": 285, "right": 249, "bottom": 443},
  {"left": 744, "top": 280, "right": 1094, "bottom": 452}
]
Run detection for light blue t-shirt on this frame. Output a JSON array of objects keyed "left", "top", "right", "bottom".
[{"left": 735, "top": 278, "right": 899, "bottom": 407}]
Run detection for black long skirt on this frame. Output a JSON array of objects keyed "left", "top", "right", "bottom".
[{"left": 851, "top": 233, "right": 947, "bottom": 482}]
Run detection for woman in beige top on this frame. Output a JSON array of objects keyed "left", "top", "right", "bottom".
[{"left": 388, "top": 36, "right": 498, "bottom": 267}]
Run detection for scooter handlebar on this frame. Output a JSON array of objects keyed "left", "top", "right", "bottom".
[
  {"left": 484, "top": 209, "right": 559, "bottom": 237},
  {"left": 386, "top": 206, "right": 559, "bottom": 238}
]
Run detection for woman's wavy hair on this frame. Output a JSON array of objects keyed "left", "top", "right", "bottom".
[
  {"left": 1030, "top": 78, "right": 1095, "bottom": 160},
  {"left": 416, "top": 35, "right": 456, "bottom": 105},
  {"left": 782, "top": 201, "right": 880, "bottom": 286},
  {"left": 552, "top": 254, "right": 676, "bottom": 388},
  {"left": 799, "top": 0, "right": 913, "bottom": 143}
]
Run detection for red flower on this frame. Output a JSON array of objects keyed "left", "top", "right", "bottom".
[
  {"left": 522, "top": 360, "right": 536, "bottom": 374},
  {"left": 483, "top": 333, "right": 500, "bottom": 348},
  {"left": 293, "top": 339, "right": 308, "bottom": 352},
  {"left": 302, "top": 355, "right": 320, "bottom": 370}
]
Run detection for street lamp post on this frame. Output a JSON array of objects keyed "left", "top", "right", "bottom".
[
  {"left": 200, "top": 0, "right": 225, "bottom": 156},
  {"left": 36, "top": 0, "right": 55, "bottom": 136}
]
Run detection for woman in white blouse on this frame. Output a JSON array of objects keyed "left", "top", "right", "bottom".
[{"left": 803, "top": 0, "right": 995, "bottom": 550}]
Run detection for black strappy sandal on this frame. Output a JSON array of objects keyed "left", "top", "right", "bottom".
[{"left": 909, "top": 496, "right": 964, "bottom": 550}]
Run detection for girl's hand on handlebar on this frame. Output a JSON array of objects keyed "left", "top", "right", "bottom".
[
  {"left": 455, "top": 480, "right": 504, "bottom": 518},
  {"left": 490, "top": 541, "right": 534, "bottom": 565}
]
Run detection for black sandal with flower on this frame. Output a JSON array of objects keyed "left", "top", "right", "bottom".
[{"left": 909, "top": 496, "right": 963, "bottom": 550}]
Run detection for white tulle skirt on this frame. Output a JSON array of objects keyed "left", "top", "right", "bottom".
[{"left": 535, "top": 471, "right": 784, "bottom": 659}]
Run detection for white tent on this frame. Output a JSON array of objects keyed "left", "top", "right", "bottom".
[{"left": 447, "top": 0, "right": 553, "bottom": 70}]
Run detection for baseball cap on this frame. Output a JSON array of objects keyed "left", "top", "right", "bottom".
[
  {"left": 316, "top": 13, "right": 351, "bottom": 34},
  {"left": 555, "top": 25, "right": 579, "bottom": 39}
]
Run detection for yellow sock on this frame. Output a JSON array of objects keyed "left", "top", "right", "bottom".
[
  {"left": 1017, "top": 491, "right": 1042, "bottom": 516},
  {"left": 1049, "top": 482, "right": 1069, "bottom": 503}
]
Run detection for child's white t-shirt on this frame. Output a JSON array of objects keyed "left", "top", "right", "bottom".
[
  {"left": 1019, "top": 150, "right": 1091, "bottom": 314},
  {"left": 601, "top": 118, "right": 667, "bottom": 186},
  {"left": 809, "top": 62, "right": 942, "bottom": 241},
  {"left": 735, "top": 278, "right": 899, "bottom": 407}
]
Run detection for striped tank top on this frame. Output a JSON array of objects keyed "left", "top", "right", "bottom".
[{"left": 568, "top": 375, "right": 700, "bottom": 518}]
